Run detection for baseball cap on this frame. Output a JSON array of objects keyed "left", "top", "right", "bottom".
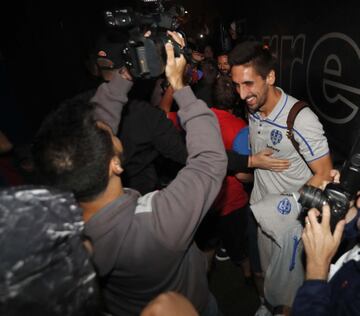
[{"left": 93, "top": 34, "right": 125, "bottom": 69}]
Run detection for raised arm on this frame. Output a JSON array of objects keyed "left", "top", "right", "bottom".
[
  {"left": 293, "top": 107, "right": 333, "bottom": 187},
  {"left": 306, "top": 155, "right": 333, "bottom": 187},
  {"left": 91, "top": 68, "right": 133, "bottom": 134},
  {"left": 149, "top": 32, "right": 227, "bottom": 249}
]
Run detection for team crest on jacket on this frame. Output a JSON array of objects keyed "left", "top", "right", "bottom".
[
  {"left": 270, "top": 129, "right": 283, "bottom": 145},
  {"left": 277, "top": 198, "right": 291, "bottom": 215}
]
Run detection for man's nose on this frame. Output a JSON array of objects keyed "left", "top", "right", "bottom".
[{"left": 238, "top": 85, "right": 248, "bottom": 100}]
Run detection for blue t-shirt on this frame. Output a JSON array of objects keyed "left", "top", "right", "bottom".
[{"left": 232, "top": 126, "right": 250, "bottom": 155}]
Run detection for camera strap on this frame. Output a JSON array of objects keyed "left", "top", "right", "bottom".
[{"left": 286, "top": 101, "right": 309, "bottom": 163}]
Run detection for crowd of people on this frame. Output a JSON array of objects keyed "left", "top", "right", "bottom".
[{"left": 0, "top": 17, "right": 359, "bottom": 316}]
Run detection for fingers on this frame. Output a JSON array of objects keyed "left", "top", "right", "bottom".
[
  {"left": 261, "top": 148, "right": 273, "bottom": 156},
  {"left": 165, "top": 41, "right": 186, "bottom": 91},
  {"left": 333, "top": 219, "right": 345, "bottom": 243},
  {"left": 269, "top": 159, "right": 291, "bottom": 172},
  {"left": 320, "top": 204, "right": 331, "bottom": 228},
  {"left": 302, "top": 228, "right": 309, "bottom": 242},
  {"left": 330, "top": 169, "right": 340, "bottom": 183},
  {"left": 302, "top": 216, "right": 312, "bottom": 251},
  {"left": 319, "top": 180, "right": 330, "bottom": 190},
  {"left": 302, "top": 222, "right": 310, "bottom": 245},
  {"left": 165, "top": 42, "right": 175, "bottom": 65},
  {"left": 304, "top": 215, "right": 312, "bottom": 230},
  {"left": 119, "top": 67, "right": 132, "bottom": 81},
  {"left": 167, "top": 31, "right": 185, "bottom": 47},
  {"left": 252, "top": 150, "right": 290, "bottom": 171},
  {"left": 308, "top": 208, "right": 321, "bottom": 227},
  {"left": 306, "top": 206, "right": 344, "bottom": 241},
  {"left": 302, "top": 211, "right": 318, "bottom": 249},
  {"left": 273, "top": 164, "right": 290, "bottom": 171}
]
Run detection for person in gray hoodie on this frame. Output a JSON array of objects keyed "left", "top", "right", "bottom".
[{"left": 32, "top": 31, "right": 227, "bottom": 316}]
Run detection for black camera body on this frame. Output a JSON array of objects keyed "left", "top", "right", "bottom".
[
  {"left": 299, "top": 151, "right": 360, "bottom": 231},
  {"left": 103, "top": 0, "right": 186, "bottom": 79}
]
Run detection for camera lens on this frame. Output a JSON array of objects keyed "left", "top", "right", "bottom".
[
  {"left": 298, "top": 184, "right": 327, "bottom": 210},
  {"left": 340, "top": 153, "right": 360, "bottom": 197}
]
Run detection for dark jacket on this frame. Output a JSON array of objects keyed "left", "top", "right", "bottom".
[
  {"left": 118, "top": 99, "right": 187, "bottom": 194},
  {"left": 67, "top": 85, "right": 187, "bottom": 195},
  {"left": 88, "top": 74, "right": 227, "bottom": 315}
]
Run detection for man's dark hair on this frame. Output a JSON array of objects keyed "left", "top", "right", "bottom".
[
  {"left": 212, "top": 75, "right": 236, "bottom": 110},
  {"left": 228, "top": 40, "right": 276, "bottom": 79},
  {"left": 188, "top": 40, "right": 206, "bottom": 54},
  {"left": 216, "top": 51, "right": 229, "bottom": 58},
  {"left": 32, "top": 99, "right": 115, "bottom": 202}
]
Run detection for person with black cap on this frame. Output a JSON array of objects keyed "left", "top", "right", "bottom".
[{"left": 68, "top": 32, "right": 188, "bottom": 195}]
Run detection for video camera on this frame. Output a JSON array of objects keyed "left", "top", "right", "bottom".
[
  {"left": 102, "top": 0, "right": 187, "bottom": 79},
  {"left": 298, "top": 138, "right": 360, "bottom": 231}
]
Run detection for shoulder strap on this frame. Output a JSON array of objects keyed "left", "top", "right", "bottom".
[{"left": 286, "top": 100, "right": 308, "bottom": 156}]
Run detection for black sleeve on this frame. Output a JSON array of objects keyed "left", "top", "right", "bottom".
[
  {"left": 226, "top": 150, "right": 251, "bottom": 174},
  {"left": 149, "top": 106, "right": 188, "bottom": 165}
]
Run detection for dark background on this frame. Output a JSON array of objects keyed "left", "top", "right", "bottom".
[{"left": 1, "top": 0, "right": 359, "bottom": 163}]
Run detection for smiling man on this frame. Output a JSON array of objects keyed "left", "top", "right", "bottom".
[
  {"left": 229, "top": 40, "right": 332, "bottom": 202},
  {"left": 217, "top": 52, "right": 231, "bottom": 76},
  {"left": 228, "top": 41, "right": 333, "bottom": 315}
]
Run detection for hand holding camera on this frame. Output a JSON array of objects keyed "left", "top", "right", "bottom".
[
  {"left": 165, "top": 31, "right": 186, "bottom": 91},
  {"left": 302, "top": 204, "right": 345, "bottom": 280},
  {"left": 298, "top": 149, "right": 360, "bottom": 232},
  {"left": 103, "top": 0, "right": 188, "bottom": 79}
]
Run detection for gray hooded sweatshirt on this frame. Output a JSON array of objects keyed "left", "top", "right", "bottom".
[{"left": 85, "top": 73, "right": 227, "bottom": 315}]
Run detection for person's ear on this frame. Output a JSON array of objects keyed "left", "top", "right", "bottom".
[
  {"left": 110, "top": 157, "right": 123, "bottom": 176},
  {"left": 266, "top": 70, "right": 275, "bottom": 85}
]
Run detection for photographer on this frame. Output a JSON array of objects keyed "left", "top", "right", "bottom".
[
  {"left": 292, "top": 170, "right": 360, "bottom": 316},
  {"left": 33, "top": 30, "right": 227, "bottom": 316}
]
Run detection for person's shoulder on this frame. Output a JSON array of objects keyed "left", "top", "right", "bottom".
[
  {"left": 294, "top": 106, "right": 321, "bottom": 125},
  {"left": 127, "top": 99, "right": 166, "bottom": 117},
  {"left": 283, "top": 95, "right": 321, "bottom": 125}
]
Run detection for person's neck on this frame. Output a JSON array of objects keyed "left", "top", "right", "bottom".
[
  {"left": 81, "top": 176, "right": 124, "bottom": 223},
  {"left": 259, "top": 87, "right": 282, "bottom": 118}
]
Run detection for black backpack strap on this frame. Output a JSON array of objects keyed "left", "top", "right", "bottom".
[{"left": 286, "top": 101, "right": 308, "bottom": 158}]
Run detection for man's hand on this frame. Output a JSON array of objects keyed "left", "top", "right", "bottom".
[
  {"left": 319, "top": 169, "right": 340, "bottom": 190},
  {"left": 165, "top": 31, "right": 187, "bottom": 91},
  {"left": 249, "top": 148, "right": 290, "bottom": 171},
  {"left": 96, "top": 56, "right": 133, "bottom": 82},
  {"left": 318, "top": 169, "right": 358, "bottom": 224},
  {"left": 302, "top": 205, "right": 345, "bottom": 280},
  {"left": 118, "top": 66, "right": 133, "bottom": 81}
]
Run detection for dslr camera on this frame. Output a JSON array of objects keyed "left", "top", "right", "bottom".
[
  {"left": 298, "top": 143, "right": 360, "bottom": 231},
  {"left": 103, "top": 0, "right": 187, "bottom": 79}
]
